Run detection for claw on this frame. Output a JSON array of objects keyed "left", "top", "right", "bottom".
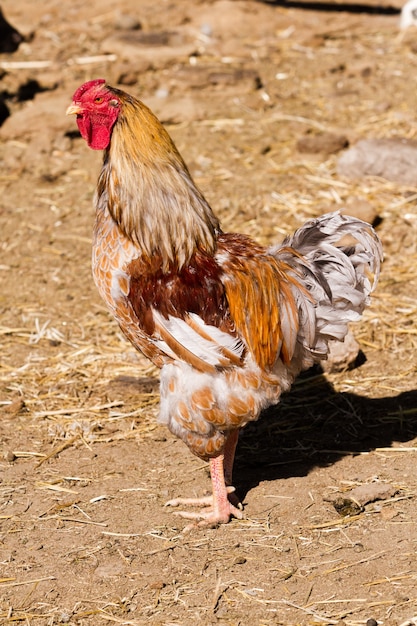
[
  {"left": 165, "top": 493, "right": 243, "bottom": 527},
  {"left": 165, "top": 494, "right": 213, "bottom": 508}
]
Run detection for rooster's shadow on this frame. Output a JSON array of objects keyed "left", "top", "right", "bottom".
[{"left": 234, "top": 365, "right": 417, "bottom": 501}]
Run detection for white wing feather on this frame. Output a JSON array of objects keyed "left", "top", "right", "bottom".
[{"left": 152, "top": 309, "right": 244, "bottom": 368}]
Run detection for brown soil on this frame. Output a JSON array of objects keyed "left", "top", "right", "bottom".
[{"left": 1, "top": 1, "right": 417, "bottom": 624}]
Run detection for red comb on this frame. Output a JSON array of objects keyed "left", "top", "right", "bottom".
[{"left": 72, "top": 79, "right": 106, "bottom": 101}]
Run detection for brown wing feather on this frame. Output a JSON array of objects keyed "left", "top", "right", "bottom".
[
  {"left": 127, "top": 250, "right": 233, "bottom": 334},
  {"left": 218, "top": 234, "right": 303, "bottom": 371}
]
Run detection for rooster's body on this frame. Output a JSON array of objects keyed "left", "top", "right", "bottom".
[{"left": 67, "top": 79, "right": 382, "bottom": 526}]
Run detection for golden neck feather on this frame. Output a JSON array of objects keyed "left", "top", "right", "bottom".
[{"left": 96, "top": 96, "right": 220, "bottom": 271}]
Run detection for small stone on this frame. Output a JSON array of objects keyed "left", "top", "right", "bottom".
[
  {"left": 353, "top": 542, "right": 365, "bottom": 553},
  {"left": 337, "top": 137, "right": 417, "bottom": 185},
  {"left": 297, "top": 132, "right": 349, "bottom": 155},
  {"left": 233, "top": 556, "right": 247, "bottom": 565},
  {"left": 366, "top": 619, "right": 378, "bottom": 626},
  {"left": 59, "top": 612, "right": 71, "bottom": 624},
  {"left": 200, "top": 23, "right": 213, "bottom": 37},
  {"left": 118, "top": 71, "right": 139, "bottom": 86},
  {"left": 332, "top": 496, "right": 363, "bottom": 517},
  {"left": 114, "top": 12, "right": 142, "bottom": 31},
  {"left": 341, "top": 200, "right": 379, "bottom": 226},
  {"left": 348, "top": 482, "right": 396, "bottom": 507},
  {"left": 149, "top": 580, "right": 165, "bottom": 590},
  {"left": 4, "top": 398, "right": 25, "bottom": 416},
  {"left": 4, "top": 450, "right": 16, "bottom": 463},
  {"left": 102, "top": 31, "right": 194, "bottom": 70},
  {"left": 155, "top": 87, "right": 169, "bottom": 99}
]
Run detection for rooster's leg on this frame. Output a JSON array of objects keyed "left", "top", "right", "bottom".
[
  {"left": 165, "top": 430, "right": 243, "bottom": 526},
  {"left": 223, "top": 429, "right": 242, "bottom": 509},
  {"left": 223, "top": 429, "right": 239, "bottom": 486}
]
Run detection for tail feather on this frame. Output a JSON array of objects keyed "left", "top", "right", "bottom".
[{"left": 269, "top": 211, "right": 382, "bottom": 362}]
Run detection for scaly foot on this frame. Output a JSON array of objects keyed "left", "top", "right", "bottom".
[
  {"left": 165, "top": 486, "right": 243, "bottom": 527},
  {"left": 165, "top": 453, "right": 243, "bottom": 528}
]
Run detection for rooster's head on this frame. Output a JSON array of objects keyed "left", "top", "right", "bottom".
[{"left": 66, "top": 79, "right": 121, "bottom": 150}]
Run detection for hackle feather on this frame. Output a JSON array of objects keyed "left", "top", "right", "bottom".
[{"left": 96, "top": 90, "right": 220, "bottom": 271}]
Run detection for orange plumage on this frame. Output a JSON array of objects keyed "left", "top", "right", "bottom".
[{"left": 67, "top": 79, "right": 382, "bottom": 527}]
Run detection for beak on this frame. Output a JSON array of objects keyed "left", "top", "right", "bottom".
[{"left": 66, "top": 103, "right": 82, "bottom": 116}]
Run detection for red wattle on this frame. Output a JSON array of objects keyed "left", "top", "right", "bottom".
[{"left": 76, "top": 114, "right": 114, "bottom": 150}]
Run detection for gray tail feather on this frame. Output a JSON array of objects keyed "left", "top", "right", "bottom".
[{"left": 269, "top": 211, "right": 383, "bottom": 360}]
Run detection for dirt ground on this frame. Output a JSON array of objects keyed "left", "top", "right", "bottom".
[{"left": 2, "top": 0, "right": 417, "bottom": 624}]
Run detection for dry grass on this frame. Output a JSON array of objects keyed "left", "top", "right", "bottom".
[
  {"left": 2, "top": 160, "right": 417, "bottom": 624},
  {"left": 2, "top": 1, "right": 417, "bottom": 624}
]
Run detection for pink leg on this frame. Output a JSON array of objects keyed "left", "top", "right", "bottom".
[
  {"left": 223, "top": 429, "right": 239, "bottom": 486},
  {"left": 165, "top": 430, "right": 243, "bottom": 527},
  {"left": 208, "top": 454, "right": 243, "bottom": 524}
]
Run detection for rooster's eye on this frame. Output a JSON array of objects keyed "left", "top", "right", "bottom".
[{"left": 94, "top": 96, "right": 103, "bottom": 103}]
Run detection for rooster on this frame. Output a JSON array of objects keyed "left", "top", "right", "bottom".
[{"left": 67, "top": 79, "right": 382, "bottom": 527}]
